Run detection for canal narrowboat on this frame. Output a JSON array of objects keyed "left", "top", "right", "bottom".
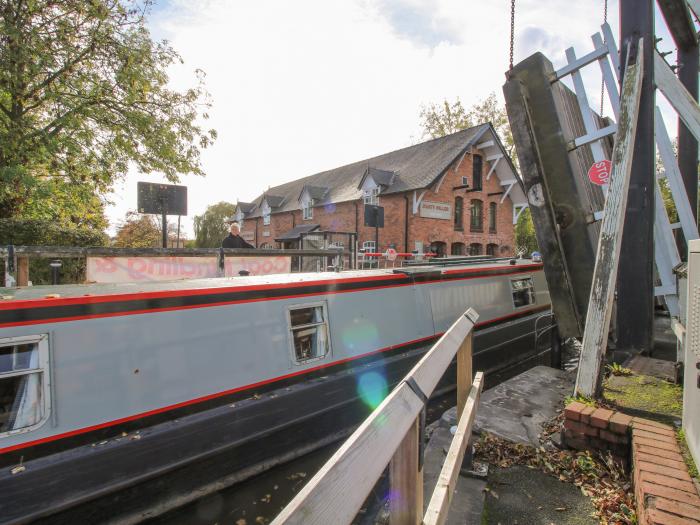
[{"left": 0, "top": 259, "right": 553, "bottom": 524}]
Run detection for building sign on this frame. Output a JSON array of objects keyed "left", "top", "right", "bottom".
[
  {"left": 241, "top": 231, "right": 255, "bottom": 241},
  {"left": 87, "top": 256, "right": 292, "bottom": 283},
  {"left": 263, "top": 230, "right": 270, "bottom": 237},
  {"left": 419, "top": 200, "right": 452, "bottom": 220}
]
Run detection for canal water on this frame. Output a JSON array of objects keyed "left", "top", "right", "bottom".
[
  {"left": 148, "top": 340, "right": 579, "bottom": 525},
  {"left": 147, "top": 394, "right": 455, "bottom": 525}
]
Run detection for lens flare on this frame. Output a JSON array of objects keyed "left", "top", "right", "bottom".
[
  {"left": 324, "top": 203, "right": 337, "bottom": 213},
  {"left": 340, "top": 318, "right": 379, "bottom": 352},
  {"left": 357, "top": 371, "right": 388, "bottom": 410}
]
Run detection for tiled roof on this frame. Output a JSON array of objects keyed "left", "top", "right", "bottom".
[{"left": 244, "top": 124, "right": 492, "bottom": 217}]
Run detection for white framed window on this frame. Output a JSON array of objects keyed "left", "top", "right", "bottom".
[
  {"left": 0, "top": 334, "right": 50, "bottom": 437},
  {"left": 303, "top": 200, "right": 313, "bottom": 220},
  {"left": 362, "top": 240, "right": 376, "bottom": 252},
  {"left": 511, "top": 277, "right": 536, "bottom": 308},
  {"left": 363, "top": 187, "right": 380, "bottom": 205},
  {"left": 263, "top": 211, "right": 271, "bottom": 226},
  {"left": 462, "top": 176, "right": 468, "bottom": 186},
  {"left": 287, "top": 302, "right": 331, "bottom": 364}
]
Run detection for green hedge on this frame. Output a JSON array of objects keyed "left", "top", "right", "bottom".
[{"left": 0, "top": 219, "right": 108, "bottom": 285}]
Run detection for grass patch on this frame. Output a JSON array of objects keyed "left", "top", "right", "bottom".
[
  {"left": 677, "top": 428, "right": 699, "bottom": 479},
  {"left": 565, "top": 394, "right": 597, "bottom": 408},
  {"left": 603, "top": 374, "right": 682, "bottom": 425}
]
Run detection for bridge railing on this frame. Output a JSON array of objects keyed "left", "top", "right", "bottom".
[
  {"left": 272, "top": 308, "right": 484, "bottom": 525},
  {"left": 0, "top": 244, "right": 344, "bottom": 287}
]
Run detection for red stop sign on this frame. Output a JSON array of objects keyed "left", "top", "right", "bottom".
[{"left": 588, "top": 159, "right": 611, "bottom": 186}]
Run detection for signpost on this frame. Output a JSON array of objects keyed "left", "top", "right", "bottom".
[
  {"left": 137, "top": 182, "right": 188, "bottom": 248},
  {"left": 364, "top": 205, "right": 384, "bottom": 252},
  {"left": 587, "top": 159, "right": 612, "bottom": 186}
]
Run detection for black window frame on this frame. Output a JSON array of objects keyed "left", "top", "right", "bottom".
[
  {"left": 472, "top": 155, "right": 483, "bottom": 191},
  {"left": 454, "top": 196, "right": 463, "bottom": 231},
  {"left": 470, "top": 199, "right": 483, "bottom": 232}
]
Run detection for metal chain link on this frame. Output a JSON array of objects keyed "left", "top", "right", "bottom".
[
  {"left": 600, "top": 0, "right": 608, "bottom": 116},
  {"left": 509, "top": 0, "right": 515, "bottom": 70}
]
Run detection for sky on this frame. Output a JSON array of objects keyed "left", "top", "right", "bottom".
[{"left": 105, "top": 0, "right": 683, "bottom": 237}]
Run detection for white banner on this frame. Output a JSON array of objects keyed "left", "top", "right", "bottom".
[
  {"left": 86, "top": 256, "right": 292, "bottom": 283},
  {"left": 419, "top": 200, "right": 452, "bottom": 220}
]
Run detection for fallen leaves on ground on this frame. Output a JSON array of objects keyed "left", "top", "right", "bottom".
[{"left": 474, "top": 432, "right": 636, "bottom": 525}]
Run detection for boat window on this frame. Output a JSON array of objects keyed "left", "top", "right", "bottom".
[
  {"left": 288, "top": 303, "right": 330, "bottom": 364},
  {"left": 511, "top": 277, "right": 536, "bottom": 308},
  {"left": 0, "top": 335, "right": 50, "bottom": 437}
]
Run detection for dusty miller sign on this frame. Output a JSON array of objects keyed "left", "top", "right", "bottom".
[{"left": 419, "top": 201, "right": 451, "bottom": 220}]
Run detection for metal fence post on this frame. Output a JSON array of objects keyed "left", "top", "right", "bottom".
[{"left": 4, "top": 245, "right": 17, "bottom": 288}]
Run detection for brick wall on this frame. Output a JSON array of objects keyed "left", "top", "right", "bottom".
[
  {"left": 563, "top": 402, "right": 700, "bottom": 525},
  {"left": 240, "top": 150, "right": 516, "bottom": 254}
]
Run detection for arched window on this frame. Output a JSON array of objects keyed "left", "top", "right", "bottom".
[
  {"left": 486, "top": 243, "right": 498, "bottom": 256},
  {"left": 430, "top": 241, "right": 447, "bottom": 257},
  {"left": 469, "top": 243, "right": 482, "bottom": 256},
  {"left": 489, "top": 202, "right": 497, "bottom": 233},
  {"left": 470, "top": 199, "right": 483, "bottom": 231},
  {"left": 472, "top": 155, "right": 483, "bottom": 191},
  {"left": 451, "top": 242, "right": 465, "bottom": 256},
  {"left": 454, "top": 197, "right": 463, "bottom": 231}
]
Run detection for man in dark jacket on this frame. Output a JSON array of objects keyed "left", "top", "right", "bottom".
[{"left": 222, "top": 221, "right": 254, "bottom": 249}]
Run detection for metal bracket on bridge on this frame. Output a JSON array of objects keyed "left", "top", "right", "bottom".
[{"left": 404, "top": 376, "right": 428, "bottom": 469}]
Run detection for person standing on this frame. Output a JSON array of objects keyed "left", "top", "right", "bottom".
[{"left": 222, "top": 221, "right": 254, "bottom": 249}]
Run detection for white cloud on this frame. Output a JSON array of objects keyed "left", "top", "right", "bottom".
[{"left": 107, "top": 0, "right": 678, "bottom": 238}]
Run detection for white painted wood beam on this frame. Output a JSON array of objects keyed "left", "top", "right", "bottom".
[
  {"left": 654, "top": 105, "right": 700, "bottom": 241},
  {"left": 453, "top": 150, "right": 468, "bottom": 173},
  {"left": 485, "top": 154, "right": 503, "bottom": 162},
  {"left": 565, "top": 47, "right": 607, "bottom": 164},
  {"left": 654, "top": 50, "right": 700, "bottom": 144},
  {"left": 500, "top": 183, "right": 515, "bottom": 204},
  {"left": 592, "top": 31, "right": 620, "bottom": 119},
  {"left": 412, "top": 190, "right": 427, "bottom": 214},
  {"left": 486, "top": 157, "right": 500, "bottom": 181},
  {"left": 554, "top": 45, "right": 608, "bottom": 80},
  {"left": 475, "top": 140, "right": 495, "bottom": 150}
]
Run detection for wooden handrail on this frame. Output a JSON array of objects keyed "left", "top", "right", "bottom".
[
  {"left": 423, "top": 372, "right": 484, "bottom": 525},
  {"left": 272, "top": 308, "right": 481, "bottom": 525}
]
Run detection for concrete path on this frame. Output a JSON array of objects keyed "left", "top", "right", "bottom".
[
  {"left": 483, "top": 465, "right": 597, "bottom": 525},
  {"left": 442, "top": 366, "right": 574, "bottom": 445}
]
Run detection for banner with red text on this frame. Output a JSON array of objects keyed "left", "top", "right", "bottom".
[{"left": 86, "top": 256, "right": 292, "bottom": 283}]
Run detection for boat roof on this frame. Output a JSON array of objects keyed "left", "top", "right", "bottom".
[{"left": 0, "top": 259, "right": 541, "bottom": 303}]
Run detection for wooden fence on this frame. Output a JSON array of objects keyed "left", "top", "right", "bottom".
[{"left": 272, "top": 308, "right": 484, "bottom": 525}]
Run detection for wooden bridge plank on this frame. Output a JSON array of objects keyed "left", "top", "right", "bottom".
[{"left": 575, "top": 39, "right": 644, "bottom": 398}]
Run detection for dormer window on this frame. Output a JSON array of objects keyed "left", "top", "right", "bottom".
[
  {"left": 363, "top": 187, "right": 380, "bottom": 205},
  {"left": 303, "top": 199, "right": 314, "bottom": 220},
  {"left": 263, "top": 211, "right": 270, "bottom": 226}
]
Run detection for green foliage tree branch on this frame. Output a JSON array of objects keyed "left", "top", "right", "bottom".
[
  {"left": 0, "top": 0, "right": 217, "bottom": 222},
  {"left": 193, "top": 201, "right": 236, "bottom": 248}
]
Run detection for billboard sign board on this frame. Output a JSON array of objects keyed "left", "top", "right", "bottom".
[{"left": 419, "top": 201, "right": 451, "bottom": 220}]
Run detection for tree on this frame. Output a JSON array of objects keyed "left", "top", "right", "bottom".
[
  {"left": 193, "top": 201, "right": 236, "bottom": 247},
  {"left": 419, "top": 93, "right": 535, "bottom": 252},
  {"left": 419, "top": 93, "right": 514, "bottom": 156},
  {"left": 113, "top": 211, "right": 161, "bottom": 248},
  {"left": 514, "top": 208, "right": 539, "bottom": 256},
  {"left": 0, "top": 0, "right": 217, "bottom": 221}
]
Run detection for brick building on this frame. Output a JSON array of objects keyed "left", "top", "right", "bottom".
[{"left": 234, "top": 123, "right": 528, "bottom": 258}]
